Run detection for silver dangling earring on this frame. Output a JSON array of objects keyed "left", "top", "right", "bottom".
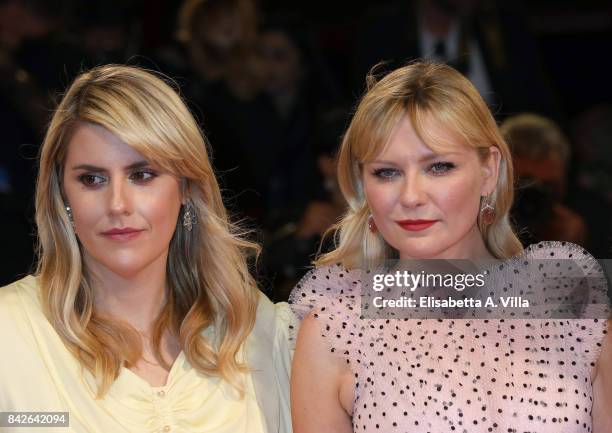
[
  {"left": 182, "top": 202, "right": 196, "bottom": 232},
  {"left": 65, "top": 205, "right": 74, "bottom": 227}
]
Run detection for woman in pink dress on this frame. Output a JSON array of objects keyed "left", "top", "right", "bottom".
[{"left": 289, "top": 61, "right": 612, "bottom": 433}]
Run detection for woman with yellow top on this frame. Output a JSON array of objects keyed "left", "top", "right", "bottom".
[{"left": 0, "top": 65, "right": 296, "bottom": 433}]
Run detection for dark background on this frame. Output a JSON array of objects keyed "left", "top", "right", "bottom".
[{"left": 0, "top": 0, "right": 610, "bottom": 300}]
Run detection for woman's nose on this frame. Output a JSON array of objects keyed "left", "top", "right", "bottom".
[
  {"left": 399, "top": 173, "right": 427, "bottom": 208},
  {"left": 108, "top": 179, "right": 132, "bottom": 216}
]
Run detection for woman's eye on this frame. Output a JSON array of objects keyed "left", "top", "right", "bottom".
[
  {"left": 78, "top": 174, "right": 106, "bottom": 186},
  {"left": 129, "top": 170, "right": 157, "bottom": 183},
  {"left": 429, "top": 162, "right": 455, "bottom": 175},
  {"left": 372, "top": 168, "right": 399, "bottom": 180}
]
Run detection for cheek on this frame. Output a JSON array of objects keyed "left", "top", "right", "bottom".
[
  {"left": 63, "top": 184, "right": 104, "bottom": 231},
  {"left": 137, "top": 185, "right": 182, "bottom": 232},
  {"left": 437, "top": 174, "right": 482, "bottom": 221},
  {"left": 364, "top": 179, "right": 400, "bottom": 217}
]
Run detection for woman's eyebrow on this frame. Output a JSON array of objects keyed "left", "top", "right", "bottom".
[
  {"left": 420, "top": 153, "right": 449, "bottom": 162},
  {"left": 369, "top": 152, "right": 460, "bottom": 165},
  {"left": 70, "top": 161, "right": 150, "bottom": 171},
  {"left": 368, "top": 159, "right": 399, "bottom": 165}
]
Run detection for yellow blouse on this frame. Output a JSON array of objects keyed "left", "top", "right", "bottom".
[{"left": 0, "top": 276, "right": 296, "bottom": 433}]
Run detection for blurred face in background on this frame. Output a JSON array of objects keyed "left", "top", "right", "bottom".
[
  {"left": 62, "top": 123, "right": 182, "bottom": 280},
  {"left": 190, "top": 0, "right": 253, "bottom": 64},
  {"left": 362, "top": 116, "right": 499, "bottom": 259},
  {"left": 0, "top": 2, "right": 58, "bottom": 49},
  {"left": 513, "top": 153, "right": 565, "bottom": 200},
  {"left": 258, "top": 30, "right": 303, "bottom": 96},
  {"left": 199, "top": 9, "right": 242, "bottom": 52}
]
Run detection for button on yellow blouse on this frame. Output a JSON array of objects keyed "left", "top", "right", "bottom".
[{"left": 0, "top": 276, "right": 297, "bottom": 433}]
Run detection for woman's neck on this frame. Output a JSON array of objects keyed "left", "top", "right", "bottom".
[{"left": 85, "top": 254, "right": 168, "bottom": 333}]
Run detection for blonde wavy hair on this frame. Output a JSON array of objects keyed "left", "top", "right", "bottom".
[
  {"left": 317, "top": 61, "right": 523, "bottom": 269},
  {"left": 35, "top": 64, "right": 260, "bottom": 397}
]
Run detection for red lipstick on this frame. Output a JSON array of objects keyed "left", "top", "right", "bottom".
[
  {"left": 396, "top": 219, "right": 437, "bottom": 232},
  {"left": 101, "top": 227, "right": 144, "bottom": 241}
]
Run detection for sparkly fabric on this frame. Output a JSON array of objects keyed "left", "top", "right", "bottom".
[{"left": 290, "top": 242, "right": 609, "bottom": 433}]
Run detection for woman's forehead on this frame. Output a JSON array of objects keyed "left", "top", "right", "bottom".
[
  {"left": 64, "top": 124, "right": 143, "bottom": 164},
  {"left": 62, "top": 123, "right": 176, "bottom": 175},
  {"left": 370, "top": 116, "right": 472, "bottom": 161}
]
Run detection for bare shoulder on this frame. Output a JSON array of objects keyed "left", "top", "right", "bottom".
[
  {"left": 291, "top": 312, "right": 354, "bottom": 433},
  {"left": 293, "top": 312, "right": 355, "bottom": 409},
  {"left": 593, "top": 319, "right": 611, "bottom": 373},
  {"left": 592, "top": 320, "right": 612, "bottom": 432}
]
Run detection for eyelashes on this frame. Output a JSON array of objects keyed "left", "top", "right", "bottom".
[
  {"left": 77, "top": 170, "right": 158, "bottom": 188},
  {"left": 372, "top": 168, "right": 399, "bottom": 179},
  {"left": 371, "top": 162, "right": 456, "bottom": 180},
  {"left": 429, "top": 161, "right": 456, "bottom": 175},
  {"left": 78, "top": 173, "right": 106, "bottom": 187},
  {"left": 128, "top": 170, "right": 157, "bottom": 182}
]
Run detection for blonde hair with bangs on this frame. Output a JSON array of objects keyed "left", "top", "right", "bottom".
[
  {"left": 35, "top": 64, "right": 259, "bottom": 397},
  {"left": 317, "top": 61, "right": 523, "bottom": 269}
]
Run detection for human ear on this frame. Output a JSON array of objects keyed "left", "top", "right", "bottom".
[{"left": 480, "top": 146, "right": 501, "bottom": 196}]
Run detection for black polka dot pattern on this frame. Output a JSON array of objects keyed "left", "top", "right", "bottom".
[{"left": 289, "top": 242, "right": 609, "bottom": 432}]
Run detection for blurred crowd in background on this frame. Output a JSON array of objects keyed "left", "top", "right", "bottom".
[{"left": 0, "top": 0, "right": 610, "bottom": 300}]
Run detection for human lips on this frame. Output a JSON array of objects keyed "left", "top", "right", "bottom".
[
  {"left": 396, "top": 219, "right": 438, "bottom": 232},
  {"left": 100, "top": 227, "right": 144, "bottom": 241}
]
